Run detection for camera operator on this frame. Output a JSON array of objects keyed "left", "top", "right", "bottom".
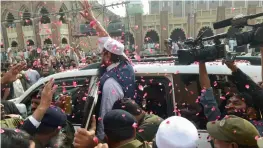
[
  {"left": 224, "top": 60, "right": 263, "bottom": 111},
  {"left": 164, "top": 39, "right": 172, "bottom": 56},
  {"left": 199, "top": 62, "right": 263, "bottom": 136}
]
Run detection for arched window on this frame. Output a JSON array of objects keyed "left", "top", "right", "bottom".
[
  {"left": 59, "top": 8, "right": 67, "bottom": 24},
  {"left": 144, "top": 30, "right": 160, "bottom": 44},
  {"left": 40, "top": 7, "right": 50, "bottom": 24},
  {"left": 170, "top": 28, "right": 186, "bottom": 42},
  {"left": 197, "top": 26, "right": 214, "bottom": 38},
  {"left": 23, "top": 10, "right": 32, "bottom": 26},
  {"left": 11, "top": 41, "right": 18, "bottom": 47},
  {"left": 44, "top": 38, "right": 52, "bottom": 45},
  {"left": 62, "top": 38, "right": 68, "bottom": 44},
  {"left": 7, "top": 13, "right": 15, "bottom": 28},
  {"left": 27, "top": 39, "right": 35, "bottom": 46}
]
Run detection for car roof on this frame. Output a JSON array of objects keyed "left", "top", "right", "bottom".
[
  {"left": 33, "top": 62, "right": 261, "bottom": 88},
  {"left": 13, "top": 62, "right": 260, "bottom": 104}
]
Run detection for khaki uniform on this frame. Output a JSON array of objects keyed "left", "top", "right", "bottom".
[
  {"left": 136, "top": 114, "right": 163, "bottom": 142},
  {"left": 116, "top": 139, "right": 151, "bottom": 148},
  {"left": 207, "top": 115, "right": 260, "bottom": 147},
  {"left": 0, "top": 117, "right": 23, "bottom": 128}
]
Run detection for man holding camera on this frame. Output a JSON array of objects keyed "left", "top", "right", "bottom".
[{"left": 199, "top": 61, "right": 263, "bottom": 136}]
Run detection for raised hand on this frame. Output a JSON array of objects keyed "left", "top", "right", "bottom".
[
  {"left": 80, "top": 0, "right": 95, "bottom": 21},
  {"left": 223, "top": 61, "right": 238, "bottom": 72},
  {"left": 95, "top": 143, "right": 109, "bottom": 148},
  {"left": 32, "top": 78, "right": 57, "bottom": 122},
  {"left": 1, "top": 62, "right": 26, "bottom": 84},
  {"left": 40, "top": 78, "right": 57, "bottom": 109},
  {"left": 73, "top": 115, "right": 97, "bottom": 148}
]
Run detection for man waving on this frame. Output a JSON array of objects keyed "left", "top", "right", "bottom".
[{"left": 80, "top": 1, "right": 136, "bottom": 141}]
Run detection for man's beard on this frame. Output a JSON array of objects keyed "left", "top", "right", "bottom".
[
  {"left": 98, "top": 63, "right": 107, "bottom": 78},
  {"left": 47, "top": 131, "right": 66, "bottom": 148},
  {"left": 227, "top": 110, "right": 248, "bottom": 119}
]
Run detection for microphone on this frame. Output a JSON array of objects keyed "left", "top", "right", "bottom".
[
  {"left": 213, "top": 12, "right": 263, "bottom": 29},
  {"left": 213, "top": 18, "right": 232, "bottom": 29}
]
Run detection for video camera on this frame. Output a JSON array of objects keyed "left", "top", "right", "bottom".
[
  {"left": 177, "top": 12, "right": 263, "bottom": 65},
  {"left": 214, "top": 13, "right": 263, "bottom": 48},
  {"left": 177, "top": 32, "right": 227, "bottom": 65}
]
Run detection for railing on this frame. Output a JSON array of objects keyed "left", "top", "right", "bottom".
[
  {"left": 39, "top": 23, "right": 52, "bottom": 35},
  {"left": 60, "top": 24, "right": 69, "bottom": 34},
  {"left": 22, "top": 26, "right": 33, "bottom": 32},
  {"left": 6, "top": 27, "right": 17, "bottom": 38},
  {"left": 22, "top": 26, "right": 34, "bottom": 37},
  {"left": 6, "top": 27, "right": 17, "bottom": 34}
]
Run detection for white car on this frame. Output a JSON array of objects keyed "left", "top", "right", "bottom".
[{"left": 11, "top": 60, "right": 261, "bottom": 148}]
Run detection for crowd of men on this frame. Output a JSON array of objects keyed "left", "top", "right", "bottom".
[
  {"left": 1, "top": 1, "right": 263, "bottom": 148},
  {"left": 1, "top": 43, "right": 100, "bottom": 100}
]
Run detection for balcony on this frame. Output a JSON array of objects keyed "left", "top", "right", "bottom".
[
  {"left": 6, "top": 27, "right": 17, "bottom": 38},
  {"left": 22, "top": 26, "right": 34, "bottom": 37},
  {"left": 60, "top": 24, "right": 69, "bottom": 35},
  {"left": 39, "top": 24, "right": 52, "bottom": 35}
]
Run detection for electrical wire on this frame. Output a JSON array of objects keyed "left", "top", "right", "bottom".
[{"left": 1, "top": 1, "right": 129, "bottom": 22}]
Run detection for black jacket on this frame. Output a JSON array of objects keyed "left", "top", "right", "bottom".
[
  {"left": 232, "top": 68, "right": 263, "bottom": 113},
  {"left": 19, "top": 118, "right": 37, "bottom": 136}
]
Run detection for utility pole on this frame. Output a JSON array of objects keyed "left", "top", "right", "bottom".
[
  {"left": 71, "top": 0, "right": 79, "bottom": 46},
  {"left": 102, "top": 0, "right": 105, "bottom": 27},
  {"left": 125, "top": 2, "right": 130, "bottom": 50}
]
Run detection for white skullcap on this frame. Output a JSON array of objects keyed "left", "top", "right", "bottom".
[
  {"left": 98, "top": 37, "right": 128, "bottom": 60},
  {"left": 156, "top": 116, "right": 198, "bottom": 148}
]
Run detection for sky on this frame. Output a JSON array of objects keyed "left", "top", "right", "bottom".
[{"left": 97, "top": 0, "right": 149, "bottom": 17}]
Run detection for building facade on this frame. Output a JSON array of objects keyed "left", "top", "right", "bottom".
[
  {"left": 1, "top": 1, "right": 263, "bottom": 54},
  {"left": 127, "top": 0, "right": 144, "bottom": 15},
  {"left": 149, "top": 0, "right": 262, "bottom": 16},
  {"left": 0, "top": 1, "right": 117, "bottom": 52},
  {"left": 119, "top": 1, "right": 263, "bottom": 53}
]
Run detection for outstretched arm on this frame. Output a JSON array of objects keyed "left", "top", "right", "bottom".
[
  {"left": 225, "top": 61, "right": 263, "bottom": 112},
  {"left": 80, "top": 1, "right": 109, "bottom": 37},
  {"left": 199, "top": 63, "right": 221, "bottom": 121},
  {"left": 261, "top": 47, "right": 263, "bottom": 81},
  {"left": 199, "top": 63, "right": 211, "bottom": 89}
]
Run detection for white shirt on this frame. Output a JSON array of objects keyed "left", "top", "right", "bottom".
[
  {"left": 13, "top": 79, "right": 25, "bottom": 98},
  {"left": 172, "top": 42, "right": 179, "bottom": 54},
  {"left": 229, "top": 40, "right": 237, "bottom": 51},
  {"left": 97, "top": 62, "right": 124, "bottom": 140},
  {"left": 7, "top": 47, "right": 12, "bottom": 53},
  {"left": 28, "top": 116, "right": 41, "bottom": 128}
]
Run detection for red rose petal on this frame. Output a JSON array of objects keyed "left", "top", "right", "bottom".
[
  {"left": 93, "top": 137, "right": 99, "bottom": 144},
  {"left": 132, "top": 123, "right": 138, "bottom": 128},
  {"left": 0, "top": 129, "right": 4, "bottom": 134}
]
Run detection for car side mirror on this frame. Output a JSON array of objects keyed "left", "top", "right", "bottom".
[{"left": 15, "top": 103, "right": 27, "bottom": 117}]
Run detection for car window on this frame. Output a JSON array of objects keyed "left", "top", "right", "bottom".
[
  {"left": 173, "top": 74, "right": 236, "bottom": 129},
  {"left": 135, "top": 76, "right": 173, "bottom": 119},
  {"left": 23, "top": 76, "right": 91, "bottom": 125}
]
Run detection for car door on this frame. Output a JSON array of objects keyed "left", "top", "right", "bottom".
[
  {"left": 20, "top": 76, "right": 94, "bottom": 130},
  {"left": 173, "top": 73, "right": 211, "bottom": 148},
  {"left": 172, "top": 73, "right": 241, "bottom": 148},
  {"left": 81, "top": 76, "right": 99, "bottom": 129},
  {"left": 135, "top": 74, "right": 174, "bottom": 119}
]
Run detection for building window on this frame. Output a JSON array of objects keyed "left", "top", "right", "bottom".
[{"left": 7, "top": 13, "right": 15, "bottom": 28}]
